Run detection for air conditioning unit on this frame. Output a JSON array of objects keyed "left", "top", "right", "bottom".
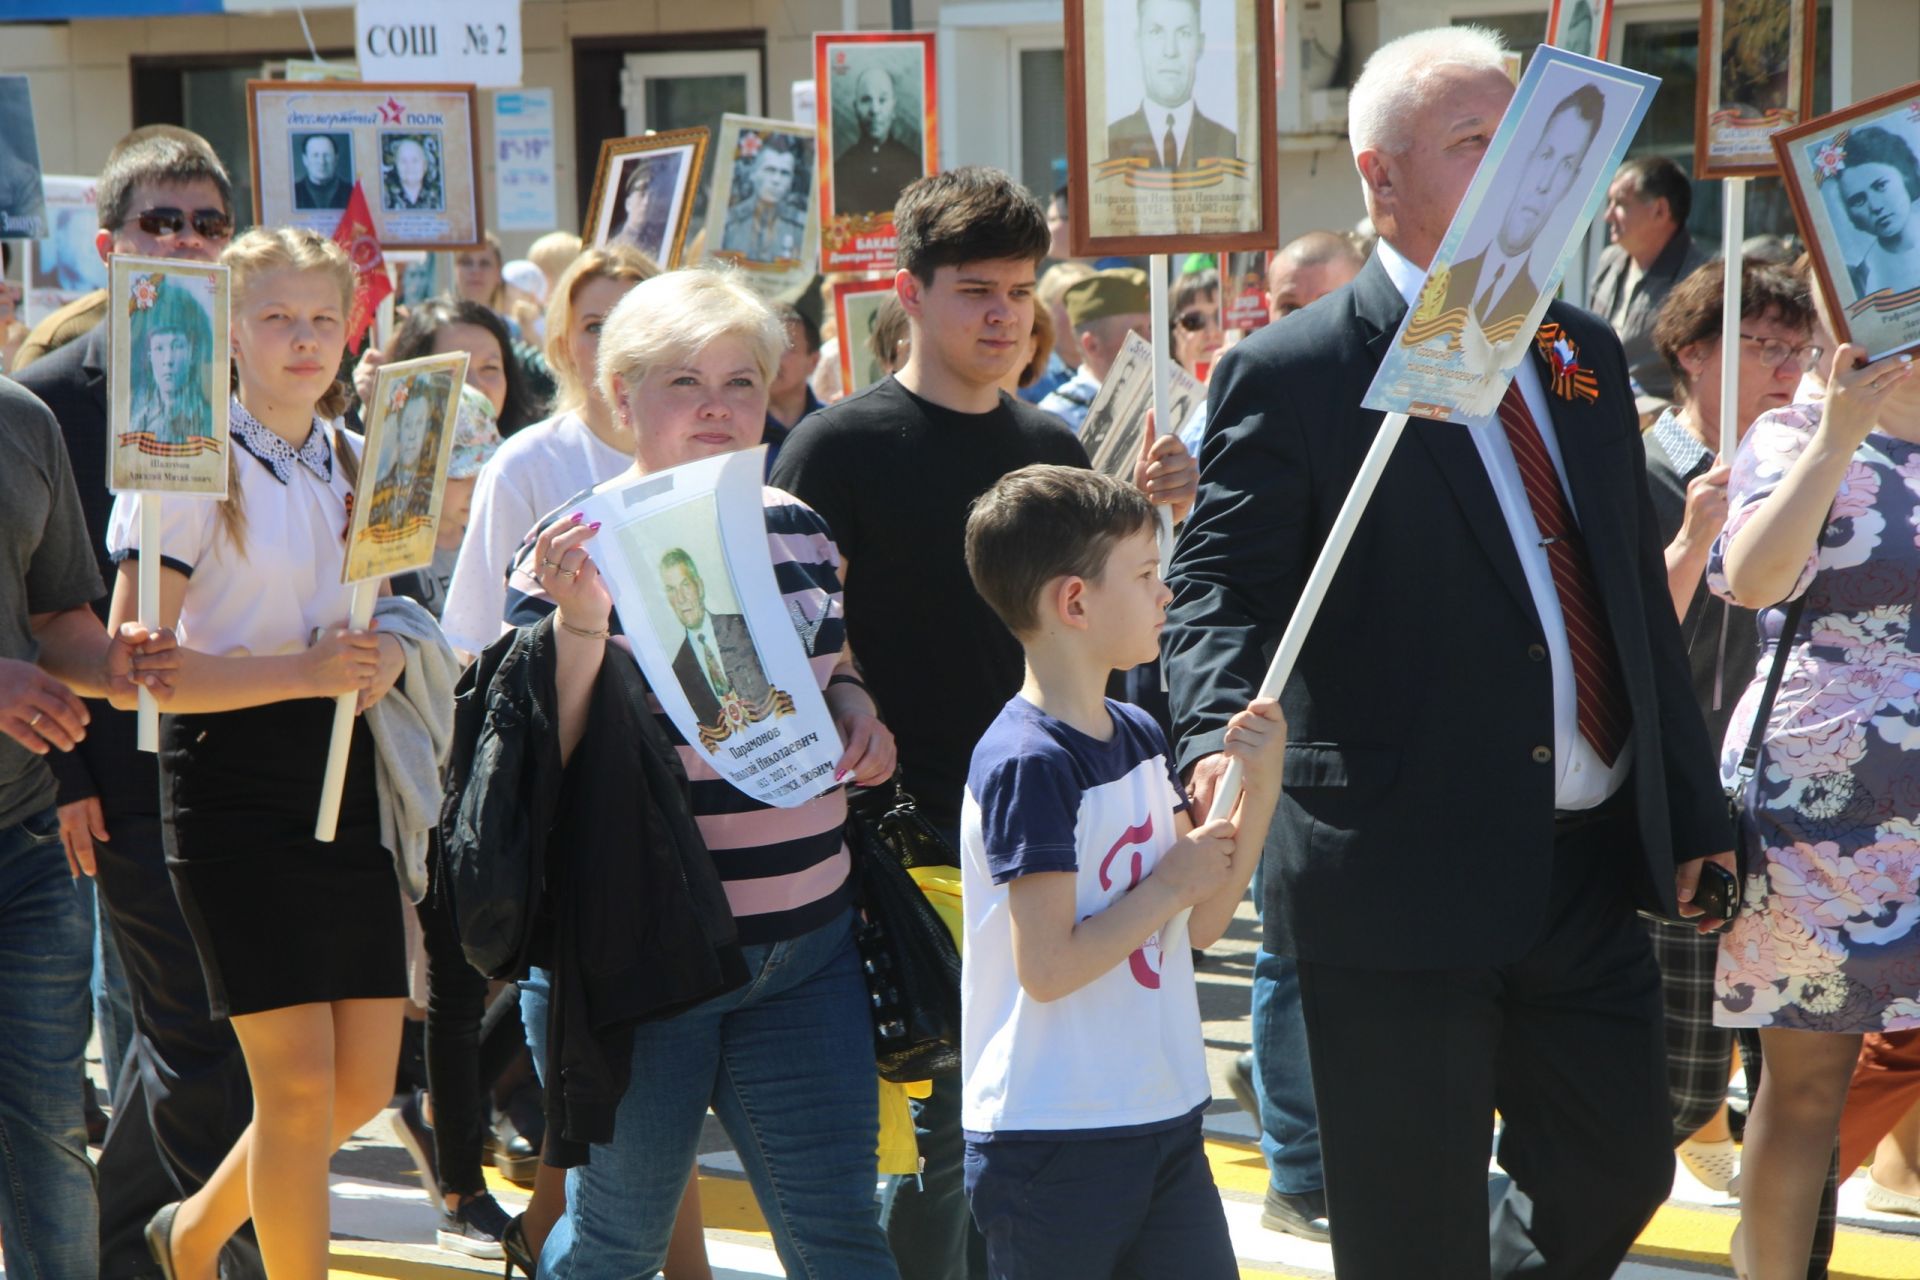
[{"left": 1275, "top": 0, "right": 1347, "bottom": 136}]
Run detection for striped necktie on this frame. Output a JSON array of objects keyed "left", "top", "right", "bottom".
[{"left": 1495, "top": 380, "right": 1630, "bottom": 765}]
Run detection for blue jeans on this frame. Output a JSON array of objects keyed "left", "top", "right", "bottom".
[
  {"left": 0, "top": 805, "right": 98, "bottom": 1279},
  {"left": 84, "top": 873, "right": 133, "bottom": 1084},
  {"left": 1251, "top": 947, "right": 1324, "bottom": 1197},
  {"left": 538, "top": 908, "right": 896, "bottom": 1280}
]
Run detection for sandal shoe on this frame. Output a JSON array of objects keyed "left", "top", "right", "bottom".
[
  {"left": 1864, "top": 1175, "right": 1920, "bottom": 1217},
  {"left": 1678, "top": 1137, "right": 1738, "bottom": 1192},
  {"left": 145, "top": 1201, "right": 183, "bottom": 1280},
  {"left": 500, "top": 1213, "right": 535, "bottom": 1278}
]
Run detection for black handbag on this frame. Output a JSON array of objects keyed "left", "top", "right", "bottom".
[
  {"left": 845, "top": 784, "right": 963, "bottom": 1083},
  {"left": 1726, "top": 593, "right": 1808, "bottom": 881}
]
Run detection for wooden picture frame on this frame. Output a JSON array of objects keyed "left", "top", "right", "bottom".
[
  {"left": 583, "top": 128, "right": 709, "bottom": 269},
  {"left": 833, "top": 276, "right": 900, "bottom": 397},
  {"left": 1773, "top": 83, "right": 1920, "bottom": 365},
  {"left": 247, "top": 81, "right": 484, "bottom": 249},
  {"left": 343, "top": 351, "right": 468, "bottom": 583},
  {"left": 815, "top": 30, "right": 939, "bottom": 274},
  {"left": 1693, "top": 0, "right": 1818, "bottom": 179},
  {"left": 1064, "top": 0, "right": 1279, "bottom": 257},
  {"left": 1545, "top": 0, "right": 1613, "bottom": 60}
]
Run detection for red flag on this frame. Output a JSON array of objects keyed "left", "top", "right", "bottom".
[{"left": 331, "top": 182, "right": 392, "bottom": 353}]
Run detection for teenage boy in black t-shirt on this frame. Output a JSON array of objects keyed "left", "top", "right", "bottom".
[{"left": 770, "top": 165, "right": 1195, "bottom": 1280}]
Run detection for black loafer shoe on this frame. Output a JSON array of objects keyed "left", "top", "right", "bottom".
[
  {"left": 1261, "top": 1187, "right": 1331, "bottom": 1242},
  {"left": 1226, "top": 1050, "right": 1259, "bottom": 1120}
]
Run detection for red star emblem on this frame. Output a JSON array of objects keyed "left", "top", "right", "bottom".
[
  {"left": 379, "top": 96, "right": 406, "bottom": 124},
  {"left": 739, "top": 131, "right": 763, "bottom": 158}
]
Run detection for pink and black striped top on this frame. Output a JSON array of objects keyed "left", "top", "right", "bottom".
[{"left": 505, "top": 486, "right": 852, "bottom": 944}]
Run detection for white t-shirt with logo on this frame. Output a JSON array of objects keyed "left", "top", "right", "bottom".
[{"left": 960, "top": 695, "right": 1208, "bottom": 1140}]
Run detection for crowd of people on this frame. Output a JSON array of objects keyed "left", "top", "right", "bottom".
[{"left": 3, "top": 22, "right": 1920, "bottom": 1280}]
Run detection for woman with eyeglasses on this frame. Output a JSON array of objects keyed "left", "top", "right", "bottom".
[
  {"left": 1704, "top": 250, "right": 1920, "bottom": 1275},
  {"left": 1635, "top": 260, "right": 1819, "bottom": 1201},
  {"left": 1169, "top": 267, "right": 1223, "bottom": 382}
]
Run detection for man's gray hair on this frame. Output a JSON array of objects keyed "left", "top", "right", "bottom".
[{"left": 1348, "top": 27, "right": 1510, "bottom": 157}]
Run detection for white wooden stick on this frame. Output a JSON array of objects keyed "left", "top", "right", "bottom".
[
  {"left": 136, "top": 501, "right": 161, "bottom": 752},
  {"left": 1147, "top": 254, "right": 1177, "bottom": 564},
  {"left": 314, "top": 580, "right": 378, "bottom": 842},
  {"left": 1719, "top": 177, "right": 1748, "bottom": 463},
  {"left": 1159, "top": 410, "right": 1414, "bottom": 953}
]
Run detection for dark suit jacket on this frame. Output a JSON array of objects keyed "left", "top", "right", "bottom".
[
  {"left": 1164, "top": 254, "right": 1729, "bottom": 970},
  {"left": 670, "top": 612, "right": 772, "bottom": 727},
  {"left": 294, "top": 177, "right": 350, "bottom": 210},
  {"left": 1105, "top": 104, "right": 1238, "bottom": 170},
  {"left": 1589, "top": 231, "right": 1710, "bottom": 402},
  {"left": 833, "top": 137, "right": 921, "bottom": 216},
  {"left": 12, "top": 324, "right": 160, "bottom": 817}
]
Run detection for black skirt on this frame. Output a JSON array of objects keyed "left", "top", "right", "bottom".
[{"left": 159, "top": 698, "right": 407, "bottom": 1019}]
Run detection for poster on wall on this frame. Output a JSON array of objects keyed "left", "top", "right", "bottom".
[
  {"left": 814, "top": 31, "right": 938, "bottom": 274},
  {"left": 1063, "top": 0, "right": 1279, "bottom": 256},
  {"left": 1693, "top": 0, "right": 1817, "bottom": 179},
  {"left": 248, "top": 81, "right": 483, "bottom": 249}
]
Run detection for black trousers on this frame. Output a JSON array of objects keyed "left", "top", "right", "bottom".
[
  {"left": 91, "top": 810, "right": 262, "bottom": 1280},
  {"left": 1295, "top": 811, "right": 1673, "bottom": 1280}
]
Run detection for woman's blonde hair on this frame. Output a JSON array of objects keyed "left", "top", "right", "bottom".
[
  {"left": 220, "top": 226, "right": 357, "bottom": 550},
  {"left": 544, "top": 243, "right": 660, "bottom": 411},
  {"left": 595, "top": 267, "right": 786, "bottom": 414},
  {"left": 527, "top": 231, "right": 583, "bottom": 286}
]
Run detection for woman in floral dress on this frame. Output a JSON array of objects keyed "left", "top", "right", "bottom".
[{"left": 1708, "top": 339, "right": 1919, "bottom": 1279}]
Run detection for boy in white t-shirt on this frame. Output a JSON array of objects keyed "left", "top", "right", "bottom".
[{"left": 958, "top": 464, "right": 1285, "bottom": 1278}]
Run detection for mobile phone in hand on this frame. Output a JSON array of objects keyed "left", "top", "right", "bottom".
[{"left": 1689, "top": 861, "right": 1740, "bottom": 931}]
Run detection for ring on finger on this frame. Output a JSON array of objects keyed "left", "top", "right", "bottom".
[
  {"left": 27, "top": 711, "right": 42, "bottom": 728},
  {"left": 556, "top": 566, "right": 579, "bottom": 579},
  {"left": 542, "top": 557, "right": 562, "bottom": 569}
]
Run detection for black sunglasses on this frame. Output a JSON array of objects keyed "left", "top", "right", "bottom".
[
  {"left": 1176, "top": 309, "right": 1218, "bottom": 332},
  {"left": 129, "top": 207, "right": 234, "bottom": 241}
]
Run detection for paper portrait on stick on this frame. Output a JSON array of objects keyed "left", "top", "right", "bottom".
[
  {"left": 1065, "top": 0, "right": 1278, "bottom": 255},
  {"left": 586, "top": 129, "right": 707, "bottom": 269},
  {"left": 0, "top": 75, "right": 45, "bottom": 240},
  {"left": 108, "top": 257, "right": 231, "bottom": 496},
  {"left": 343, "top": 352, "right": 467, "bottom": 583},
  {"left": 1364, "top": 48, "right": 1657, "bottom": 421},
  {"left": 815, "top": 31, "right": 937, "bottom": 274},
  {"left": 1078, "top": 332, "right": 1204, "bottom": 478},
  {"left": 700, "top": 116, "right": 820, "bottom": 299},
  {"left": 1775, "top": 84, "right": 1920, "bottom": 365},
  {"left": 28, "top": 176, "right": 107, "bottom": 324},
  {"left": 576, "top": 448, "right": 843, "bottom": 808}
]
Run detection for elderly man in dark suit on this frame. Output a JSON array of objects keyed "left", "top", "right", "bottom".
[
  {"left": 1105, "top": 0, "right": 1237, "bottom": 170},
  {"left": 660, "top": 549, "right": 773, "bottom": 729},
  {"left": 1165, "top": 26, "right": 1733, "bottom": 1280},
  {"left": 1592, "top": 155, "right": 1710, "bottom": 415}
]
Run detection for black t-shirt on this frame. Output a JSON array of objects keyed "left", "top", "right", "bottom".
[{"left": 770, "top": 376, "right": 1088, "bottom": 828}]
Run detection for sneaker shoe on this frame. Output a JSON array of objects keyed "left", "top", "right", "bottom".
[
  {"left": 1226, "top": 1050, "right": 1259, "bottom": 1121},
  {"left": 387, "top": 1088, "right": 440, "bottom": 1201},
  {"left": 1261, "top": 1187, "right": 1331, "bottom": 1243},
  {"left": 437, "top": 1191, "right": 511, "bottom": 1260}
]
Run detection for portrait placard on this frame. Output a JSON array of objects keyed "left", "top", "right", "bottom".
[
  {"left": 343, "top": 351, "right": 468, "bottom": 583},
  {"left": 1545, "top": 0, "right": 1612, "bottom": 60},
  {"left": 1364, "top": 48, "right": 1658, "bottom": 420},
  {"left": 1694, "top": 0, "right": 1817, "bottom": 179},
  {"left": 27, "top": 176, "right": 107, "bottom": 324},
  {"left": 586, "top": 128, "right": 708, "bottom": 269},
  {"left": 1078, "top": 331, "right": 1204, "bottom": 478},
  {"left": 699, "top": 116, "right": 820, "bottom": 299},
  {"left": 815, "top": 31, "right": 938, "bottom": 274},
  {"left": 1774, "top": 84, "right": 1920, "bottom": 365},
  {"left": 248, "top": 81, "right": 482, "bottom": 249},
  {"left": 833, "top": 276, "right": 899, "bottom": 396},
  {"left": 1064, "top": 0, "right": 1278, "bottom": 256},
  {"left": 576, "top": 448, "right": 844, "bottom": 808},
  {"left": 0, "top": 75, "right": 46, "bottom": 240},
  {"left": 1221, "top": 250, "right": 1269, "bottom": 333},
  {"left": 108, "top": 257, "right": 231, "bottom": 496}
]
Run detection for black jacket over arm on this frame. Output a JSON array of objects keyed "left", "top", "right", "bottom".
[{"left": 1164, "top": 255, "right": 1729, "bottom": 971}]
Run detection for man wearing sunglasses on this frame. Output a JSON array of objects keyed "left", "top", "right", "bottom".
[{"left": 11, "top": 126, "right": 265, "bottom": 1280}]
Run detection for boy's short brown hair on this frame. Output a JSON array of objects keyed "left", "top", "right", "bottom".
[
  {"left": 966, "top": 465, "right": 1155, "bottom": 636},
  {"left": 895, "top": 166, "right": 1051, "bottom": 284}
]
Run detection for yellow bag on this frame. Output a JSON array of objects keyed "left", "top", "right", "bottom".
[
  {"left": 875, "top": 868, "right": 961, "bottom": 1171},
  {"left": 907, "top": 866, "right": 963, "bottom": 951}
]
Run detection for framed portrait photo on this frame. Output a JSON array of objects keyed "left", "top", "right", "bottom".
[
  {"left": 0, "top": 75, "right": 47, "bottom": 240},
  {"left": 833, "top": 276, "right": 901, "bottom": 397},
  {"left": 1221, "top": 250, "right": 1269, "bottom": 333},
  {"left": 1775, "top": 85, "right": 1920, "bottom": 365},
  {"left": 699, "top": 116, "right": 821, "bottom": 300},
  {"left": 815, "top": 31, "right": 938, "bottom": 274},
  {"left": 344, "top": 351, "right": 468, "bottom": 583},
  {"left": 585, "top": 128, "right": 709, "bottom": 269},
  {"left": 1065, "top": 0, "right": 1278, "bottom": 256},
  {"left": 248, "top": 81, "right": 483, "bottom": 249},
  {"left": 27, "top": 176, "right": 107, "bottom": 324},
  {"left": 1546, "top": 0, "right": 1612, "bottom": 60},
  {"left": 1694, "top": 0, "right": 1817, "bottom": 179},
  {"left": 108, "top": 257, "right": 231, "bottom": 496}
]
